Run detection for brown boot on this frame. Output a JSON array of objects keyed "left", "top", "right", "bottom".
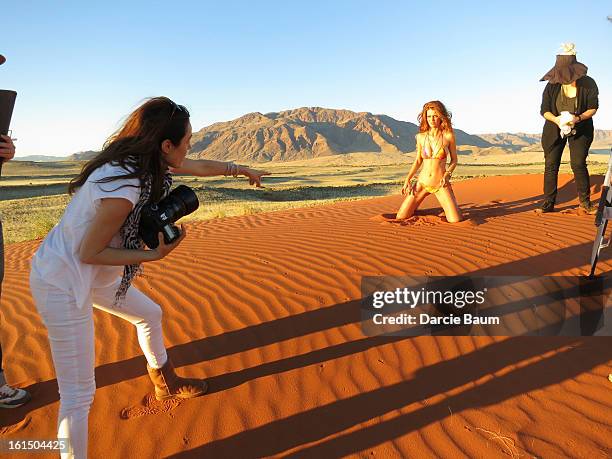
[
  {"left": 579, "top": 199, "right": 597, "bottom": 215},
  {"left": 147, "top": 359, "right": 208, "bottom": 401}
]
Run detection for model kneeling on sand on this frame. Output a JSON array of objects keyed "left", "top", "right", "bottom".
[
  {"left": 396, "top": 100, "right": 463, "bottom": 223},
  {"left": 29, "top": 97, "right": 269, "bottom": 459}
]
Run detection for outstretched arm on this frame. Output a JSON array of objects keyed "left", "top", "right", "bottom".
[{"left": 170, "top": 158, "right": 270, "bottom": 187}]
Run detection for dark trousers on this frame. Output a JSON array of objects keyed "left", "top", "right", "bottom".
[{"left": 543, "top": 132, "right": 593, "bottom": 203}]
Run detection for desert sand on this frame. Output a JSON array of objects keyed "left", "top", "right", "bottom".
[{"left": 1, "top": 174, "right": 611, "bottom": 458}]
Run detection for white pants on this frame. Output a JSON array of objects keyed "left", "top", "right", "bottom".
[{"left": 30, "top": 275, "right": 168, "bottom": 459}]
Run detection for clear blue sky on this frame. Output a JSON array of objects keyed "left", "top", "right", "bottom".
[{"left": 3, "top": 0, "right": 611, "bottom": 157}]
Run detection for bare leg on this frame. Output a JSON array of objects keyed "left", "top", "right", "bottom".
[
  {"left": 396, "top": 184, "right": 430, "bottom": 219},
  {"left": 435, "top": 185, "right": 463, "bottom": 222}
]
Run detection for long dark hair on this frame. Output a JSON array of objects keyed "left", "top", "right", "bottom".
[
  {"left": 68, "top": 96, "right": 190, "bottom": 202},
  {"left": 417, "top": 100, "right": 452, "bottom": 133}
]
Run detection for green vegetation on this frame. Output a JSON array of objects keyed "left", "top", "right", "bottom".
[{"left": 0, "top": 157, "right": 609, "bottom": 245}]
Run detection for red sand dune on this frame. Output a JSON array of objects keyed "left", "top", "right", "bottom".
[{"left": 1, "top": 174, "right": 611, "bottom": 458}]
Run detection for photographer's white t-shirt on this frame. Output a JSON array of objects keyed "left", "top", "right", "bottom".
[{"left": 30, "top": 162, "right": 141, "bottom": 309}]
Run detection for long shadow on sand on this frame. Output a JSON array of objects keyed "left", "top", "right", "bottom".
[
  {"left": 3, "top": 235, "right": 610, "bottom": 435},
  {"left": 168, "top": 336, "right": 610, "bottom": 458},
  {"left": 461, "top": 175, "right": 604, "bottom": 221},
  {"left": 386, "top": 176, "right": 601, "bottom": 225},
  {"left": 467, "top": 176, "right": 602, "bottom": 216}
]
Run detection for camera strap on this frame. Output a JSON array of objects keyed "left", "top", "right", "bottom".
[{"left": 114, "top": 170, "right": 173, "bottom": 306}]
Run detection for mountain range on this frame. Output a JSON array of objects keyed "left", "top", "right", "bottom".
[
  {"left": 187, "top": 107, "right": 491, "bottom": 162},
  {"left": 14, "top": 108, "right": 612, "bottom": 162}
]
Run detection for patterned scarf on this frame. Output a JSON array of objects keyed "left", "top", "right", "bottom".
[{"left": 114, "top": 171, "right": 173, "bottom": 305}]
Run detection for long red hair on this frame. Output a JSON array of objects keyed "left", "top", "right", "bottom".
[{"left": 417, "top": 100, "right": 452, "bottom": 133}]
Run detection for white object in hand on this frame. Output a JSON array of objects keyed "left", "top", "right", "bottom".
[{"left": 558, "top": 111, "right": 575, "bottom": 138}]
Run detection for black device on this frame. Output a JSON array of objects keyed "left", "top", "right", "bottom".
[
  {"left": 589, "top": 148, "right": 612, "bottom": 277},
  {"left": 0, "top": 89, "right": 17, "bottom": 176},
  {"left": 139, "top": 185, "right": 200, "bottom": 249}
]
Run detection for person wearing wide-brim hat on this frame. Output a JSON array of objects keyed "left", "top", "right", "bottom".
[{"left": 537, "top": 43, "right": 599, "bottom": 214}]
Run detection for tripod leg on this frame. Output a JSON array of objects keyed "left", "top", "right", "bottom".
[
  {"left": 590, "top": 220, "right": 609, "bottom": 277},
  {"left": 595, "top": 186, "right": 610, "bottom": 227}
]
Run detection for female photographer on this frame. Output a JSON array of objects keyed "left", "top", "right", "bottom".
[{"left": 29, "top": 97, "right": 268, "bottom": 459}]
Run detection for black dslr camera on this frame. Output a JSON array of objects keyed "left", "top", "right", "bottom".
[{"left": 139, "top": 185, "right": 199, "bottom": 249}]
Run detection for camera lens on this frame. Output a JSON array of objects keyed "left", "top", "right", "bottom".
[{"left": 169, "top": 185, "right": 199, "bottom": 218}]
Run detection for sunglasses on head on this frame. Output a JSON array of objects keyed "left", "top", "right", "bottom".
[{"left": 169, "top": 101, "right": 187, "bottom": 120}]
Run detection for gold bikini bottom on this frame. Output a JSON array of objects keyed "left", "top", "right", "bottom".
[{"left": 418, "top": 181, "right": 445, "bottom": 194}]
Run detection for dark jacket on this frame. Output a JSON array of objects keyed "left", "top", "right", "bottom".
[{"left": 540, "top": 75, "right": 599, "bottom": 150}]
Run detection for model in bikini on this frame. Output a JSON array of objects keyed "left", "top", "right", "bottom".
[{"left": 396, "top": 100, "right": 463, "bottom": 222}]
